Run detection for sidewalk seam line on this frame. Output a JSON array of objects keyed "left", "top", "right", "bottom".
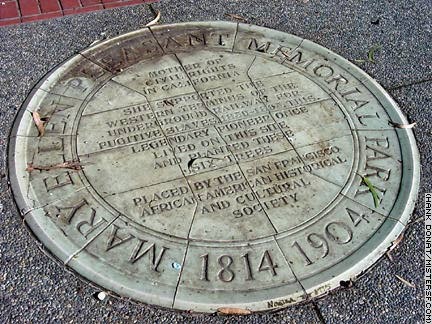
[{"left": 386, "top": 77, "right": 432, "bottom": 91}]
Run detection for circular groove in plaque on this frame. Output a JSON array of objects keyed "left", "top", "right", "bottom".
[{"left": 8, "top": 22, "right": 419, "bottom": 313}]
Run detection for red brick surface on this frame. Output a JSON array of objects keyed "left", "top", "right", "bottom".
[
  {"left": 0, "top": 17, "right": 20, "bottom": 26},
  {"left": 63, "top": 4, "right": 104, "bottom": 15},
  {"left": 0, "top": 1, "right": 19, "bottom": 19},
  {"left": 60, "top": 0, "right": 82, "bottom": 9},
  {"left": 0, "top": 0, "right": 154, "bottom": 26},
  {"left": 18, "top": 0, "right": 40, "bottom": 16},
  {"left": 39, "top": 0, "right": 61, "bottom": 13},
  {"left": 22, "top": 11, "right": 63, "bottom": 22},
  {"left": 81, "top": 0, "right": 103, "bottom": 6}
]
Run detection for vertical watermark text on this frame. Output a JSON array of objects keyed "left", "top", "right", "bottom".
[{"left": 426, "top": 193, "right": 432, "bottom": 323}]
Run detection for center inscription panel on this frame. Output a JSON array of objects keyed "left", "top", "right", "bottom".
[{"left": 77, "top": 51, "right": 355, "bottom": 241}]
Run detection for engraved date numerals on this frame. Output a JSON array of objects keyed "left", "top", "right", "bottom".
[
  {"left": 291, "top": 221, "right": 353, "bottom": 266},
  {"left": 200, "top": 250, "right": 278, "bottom": 283}
]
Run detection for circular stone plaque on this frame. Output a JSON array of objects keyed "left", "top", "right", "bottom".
[{"left": 9, "top": 22, "right": 419, "bottom": 312}]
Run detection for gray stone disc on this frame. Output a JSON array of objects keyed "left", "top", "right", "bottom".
[{"left": 8, "top": 22, "right": 420, "bottom": 313}]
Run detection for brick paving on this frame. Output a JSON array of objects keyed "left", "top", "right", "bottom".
[{"left": 0, "top": 0, "right": 154, "bottom": 26}]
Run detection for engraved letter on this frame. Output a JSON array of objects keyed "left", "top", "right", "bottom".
[
  {"left": 43, "top": 171, "right": 73, "bottom": 191},
  {"left": 55, "top": 199, "right": 86, "bottom": 223},
  {"left": 76, "top": 207, "right": 107, "bottom": 238},
  {"left": 129, "top": 239, "right": 168, "bottom": 272},
  {"left": 106, "top": 224, "right": 134, "bottom": 251}
]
